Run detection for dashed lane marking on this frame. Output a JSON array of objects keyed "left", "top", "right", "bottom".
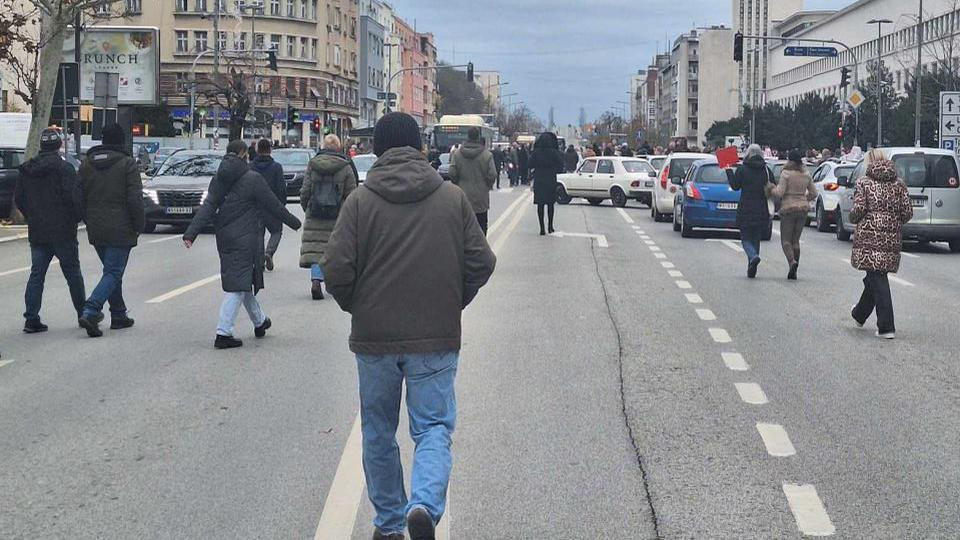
[
  {"left": 901, "top": 252, "right": 920, "bottom": 259},
  {"left": 735, "top": 383, "right": 769, "bottom": 405},
  {"left": 640, "top": 235, "right": 651, "bottom": 240},
  {"left": 616, "top": 207, "right": 635, "bottom": 224},
  {"left": 721, "top": 352, "right": 749, "bottom": 371},
  {"left": 0, "top": 260, "right": 59, "bottom": 278},
  {"left": 631, "top": 225, "right": 641, "bottom": 230},
  {"left": 487, "top": 192, "right": 530, "bottom": 237},
  {"left": 685, "top": 293, "right": 703, "bottom": 304},
  {"left": 756, "top": 423, "right": 796, "bottom": 457},
  {"left": 661, "top": 261, "right": 675, "bottom": 268},
  {"left": 889, "top": 275, "right": 915, "bottom": 287},
  {"left": 708, "top": 327, "right": 731, "bottom": 343},
  {"left": 654, "top": 253, "right": 667, "bottom": 259},
  {"left": 145, "top": 274, "right": 220, "bottom": 303},
  {"left": 675, "top": 280, "right": 692, "bottom": 289},
  {"left": 695, "top": 308, "right": 716, "bottom": 321},
  {"left": 644, "top": 240, "right": 656, "bottom": 245},
  {"left": 0, "top": 360, "right": 14, "bottom": 369},
  {"left": 668, "top": 270, "right": 683, "bottom": 278},
  {"left": 314, "top": 414, "right": 365, "bottom": 539},
  {"left": 782, "top": 484, "right": 836, "bottom": 536},
  {"left": 705, "top": 239, "right": 745, "bottom": 253},
  {"left": 147, "top": 235, "right": 182, "bottom": 244},
  {"left": 649, "top": 245, "right": 661, "bottom": 252}
]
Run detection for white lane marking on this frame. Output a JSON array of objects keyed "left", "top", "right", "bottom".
[
  {"left": 551, "top": 231, "right": 609, "bottom": 248},
  {"left": 147, "top": 235, "right": 182, "bottom": 244},
  {"left": 640, "top": 235, "right": 651, "bottom": 240},
  {"left": 497, "top": 188, "right": 514, "bottom": 193},
  {"left": 491, "top": 194, "right": 531, "bottom": 254},
  {"left": 889, "top": 275, "right": 915, "bottom": 287},
  {"left": 782, "top": 484, "right": 836, "bottom": 536},
  {"left": 487, "top": 192, "right": 529, "bottom": 237},
  {"left": 841, "top": 258, "right": 850, "bottom": 264},
  {"left": 668, "top": 270, "right": 683, "bottom": 278},
  {"left": 721, "top": 352, "right": 749, "bottom": 371},
  {"left": 644, "top": 240, "right": 656, "bottom": 245},
  {"left": 631, "top": 225, "right": 641, "bottom": 230},
  {"left": 735, "top": 383, "right": 769, "bottom": 405},
  {"left": 0, "top": 232, "right": 29, "bottom": 243},
  {"left": 616, "top": 207, "right": 635, "bottom": 224},
  {"left": 705, "top": 239, "right": 744, "bottom": 253},
  {"left": 756, "top": 423, "right": 796, "bottom": 457},
  {"left": 661, "top": 261, "right": 675, "bottom": 268},
  {"left": 0, "top": 260, "right": 60, "bottom": 278},
  {"left": 654, "top": 253, "right": 667, "bottom": 259},
  {"left": 314, "top": 414, "right": 365, "bottom": 539},
  {"left": 695, "top": 308, "right": 716, "bottom": 321},
  {"left": 635, "top": 229, "right": 645, "bottom": 234},
  {"left": 685, "top": 293, "right": 703, "bottom": 304},
  {"left": 708, "top": 327, "right": 731, "bottom": 343},
  {"left": 649, "top": 245, "right": 661, "bottom": 252},
  {"left": 0, "top": 360, "right": 14, "bottom": 369},
  {"left": 675, "top": 280, "right": 692, "bottom": 289},
  {"left": 145, "top": 274, "right": 220, "bottom": 303},
  {"left": 901, "top": 252, "right": 920, "bottom": 259}
]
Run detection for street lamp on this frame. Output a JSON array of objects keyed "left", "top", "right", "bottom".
[
  {"left": 868, "top": 18, "right": 893, "bottom": 146},
  {"left": 237, "top": 1, "right": 264, "bottom": 138}
]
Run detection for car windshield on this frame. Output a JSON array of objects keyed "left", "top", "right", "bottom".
[
  {"left": 0, "top": 149, "right": 26, "bottom": 169},
  {"left": 353, "top": 155, "right": 377, "bottom": 172},
  {"left": 668, "top": 159, "right": 697, "bottom": 179},
  {"left": 157, "top": 154, "right": 223, "bottom": 177},
  {"left": 622, "top": 160, "right": 654, "bottom": 174},
  {"left": 695, "top": 164, "right": 728, "bottom": 183},
  {"left": 273, "top": 151, "right": 312, "bottom": 167},
  {"left": 650, "top": 157, "right": 666, "bottom": 170},
  {"left": 894, "top": 154, "right": 960, "bottom": 188}
]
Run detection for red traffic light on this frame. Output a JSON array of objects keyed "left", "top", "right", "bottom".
[
  {"left": 312, "top": 117, "right": 321, "bottom": 133},
  {"left": 838, "top": 126, "right": 844, "bottom": 138}
]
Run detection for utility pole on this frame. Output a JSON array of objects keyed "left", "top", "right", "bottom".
[
  {"left": 915, "top": 0, "right": 923, "bottom": 147},
  {"left": 73, "top": 13, "right": 81, "bottom": 159},
  {"left": 213, "top": 0, "right": 221, "bottom": 147}
]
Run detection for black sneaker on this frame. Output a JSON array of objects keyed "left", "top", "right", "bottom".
[
  {"left": 254, "top": 317, "right": 271, "bottom": 338},
  {"left": 110, "top": 316, "right": 135, "bottom": 330},
  {"left": 78, "top": 312, "right": 104, "bottom": 338},
  {"left": 747, "top": 257, "right": 761, "bottom": 279},
  {"left": 407, "top": 506, "right": 435, "bottom": 540},
  {"left": 23, "top": 320, "right": 49, "bottom": 334},
  {"left": 264, "top": 254, "right": 274, "bottom": 272},
  {"left": 372, "top": 529, "right": 404, "bottom": 540},
  {"left": 214, "top": 334, "right": 243, "bottom": 349},
  {"left": 311, "top": 280, "right": 324, "bottom": 300},
  {"left": 787, "top": 262, "right": 798, "bottom": 280}
]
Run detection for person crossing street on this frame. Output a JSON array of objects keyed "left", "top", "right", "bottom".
[
  {"left": 449, "top": 127, "right": 497, "bottom": 235},
  {"left": 250, "top": 139, "right": 287, "bottom": 272},
  {"left": 727, "top": 144, "right": 776, "bottom": 279},
  {"left": 773, "top": 149, "right": 818, "bottom": 280}
]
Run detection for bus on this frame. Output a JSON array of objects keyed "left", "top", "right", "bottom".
[{"left": 431, "top": 115, "right": 496, "bottom": 153}]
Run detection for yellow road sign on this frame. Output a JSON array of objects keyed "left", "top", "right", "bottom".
[{"left": 847, "top": 90, "right": 864, "bottom": 109}]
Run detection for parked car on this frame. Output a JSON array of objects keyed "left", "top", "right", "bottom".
[
  {"left": 808, "top": 161, "right": 856, "bottom": 232},
  {"left": 556, "top": 156, "right": 657, "bottom": 207},
  {"left": 0, "top": 147, "right": 26, "bottom": 220},
  {"left": 647, "top": 155, "right": 668, "bottom": 172},
  {"left": 834, "top": 147, "right": 960, "bottom": 252},
  {"left": 353, "top": 153, "right": 376, "bottom": 183},
  {"left": 141, "top": 150, "right": 224, "bottom": 233},
  {"left": 672, "top": 158, "right": 771, "bottom": 240},
  {"left": 272, "top": 148, "right": 313, "bottom": 201},
  {"left": 651, "top": 152, "right": 713, "bottom": 221}
]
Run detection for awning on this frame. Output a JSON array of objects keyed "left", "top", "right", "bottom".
[{"left": 310, "top": 87, "right": 322, "bottom": 99}]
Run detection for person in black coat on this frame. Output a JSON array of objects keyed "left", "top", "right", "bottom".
[
  {"left": 183, "top": 140, "right": 302, "bottom": 349},
  {"left": 563, "top": 145, "right": 580, "bottom": 172},
  {"left": 491, "top": 146, "right": 504, "bottom": 189},
  {"left": 727, "top": 144, "right": 776, "bottom": 278},
  {"left": 250, "top": 139, "right": 286, "bottom": 271},
  {"left": 529, "top": 132, "right": 565, "bottom": 235},
  {"left": 16, "top": 128, "right": 86, "bottom": 333},
  {"left": 517, "top": 144, "right": 530, "bottom": 185}
]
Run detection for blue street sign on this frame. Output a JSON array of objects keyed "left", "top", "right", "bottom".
[
  {"left": 942, "top": 139, "right": 956, "bottom": 151},
  {"left": 784, "top": 46, "right": 838, "bottom": 57}
]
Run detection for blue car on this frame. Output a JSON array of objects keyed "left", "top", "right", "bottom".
[{"left": 672, "top": 159, "right": 772, "bottom": 240}]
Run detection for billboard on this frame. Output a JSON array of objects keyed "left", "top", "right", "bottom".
[{"left": 63, "top": 26, "right": 159, "bottom": 105}]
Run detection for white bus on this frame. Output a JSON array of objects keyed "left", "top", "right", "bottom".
[{"left": 431, "top": 115, "right": 496, "bottom": 153}]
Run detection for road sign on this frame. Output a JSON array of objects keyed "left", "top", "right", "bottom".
[
  {"left": 784, "top": 46, "right": 838, "bottom": 57},
  {"left": 941, "top": 138, "right": 958, "bottom": 152},
  {"left": 847, "top": 89, "right": 865, "bottom": 109},
  {"left": 377, "top": 92, "right": 397, "bottom": 100},
  {"left": 940, "top": 92, "right": 960, "bottom": 140}
]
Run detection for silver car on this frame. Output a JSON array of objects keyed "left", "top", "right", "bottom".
[
  {"left": 835, "top": 147, "right": 960, "bottom": 252},
  {"left": 808, "top": 161, "right": 856, "bottom": 232}
]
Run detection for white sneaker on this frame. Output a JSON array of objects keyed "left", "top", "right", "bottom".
[
  {"left": 851, "top": 306, "right": 864, "bottom": 328},
  {"left": 876, "top": 331, "right": 896, "bottom": 340}
]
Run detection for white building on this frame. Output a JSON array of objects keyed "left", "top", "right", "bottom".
[
  {"left": 732, "top": 0, "right": 804, "bottom": 109},
  {"left": 698, "top": 27, "right": 741, "bottom": 145},
  {"left": 629, "top": 70, "right": 645, "bottom": 121}
]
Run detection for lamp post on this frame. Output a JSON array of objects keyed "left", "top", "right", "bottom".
[
  {"left": 237, "top": 1, "right": 264, "bottom": 138},
  {"left": 915, "top": 0, "right": 923, "bottom": 147},
  {"left": 868, "top": 18, "right": 893, "bottom": 146}
]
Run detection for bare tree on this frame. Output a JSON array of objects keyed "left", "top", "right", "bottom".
[
  {"left": 0, "top": 1, "right": 41, "bottom": 110},
  {"left": 893, "top": 3, "right": 960, "bottom": 92}
]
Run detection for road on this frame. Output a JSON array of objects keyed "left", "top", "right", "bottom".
[{"left": 2, "top": 188, "right": 959, "bottom": 539}]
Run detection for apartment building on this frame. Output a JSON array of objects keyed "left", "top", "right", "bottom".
[
  {"left": 732, "top": 0, "right": 804, "bottom": 109},
  {"left": 358, "top": 0, "right": 386, "bottom": 129}
]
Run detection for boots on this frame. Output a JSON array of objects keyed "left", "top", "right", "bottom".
[{"left": 311, "top": 280, "right": 324, "bottom": 300}]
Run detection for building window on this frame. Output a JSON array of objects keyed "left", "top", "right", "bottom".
[
  {"left": 176, "top": 0, "right": 188, "bottom": 11},
  {"left": 270, "top": 34, "right": 281, "bottom": 52},
  {"left": 176, "top": 30, "right": 189, "bottom": 52},
  {"left": 311, "top": 0, "right": 317, "bottom": 19},
  {"left": 236, "top": 32, "right": 246, "bottom": 50},
  {"left": 176, "top": 73, "right": 189, "bottom": 93},
  {"left": 334, "top": 44, "right": 341, "bottom": 66},
  {"left": 255, "top": 33, "right": 264, "bottom": 50},
  {"left": 300, "top": 0, "right": 306, "bottom": 18},
  {"left": 218, "top": 31, "right": 227, "bottom": 51},
  {"left": 311, "top": 38, "right": 317, "bottom": 60},
  {"left": 96, "top": 1, "right": 111, "bottom": 15},
  {"left": 300, "top": 37, "right": 307, "bottom": 59},
  {"left": 270, "top": 0, "right": 279, "bottom": 15},
  {"left": 195, "top": 0, "right": 206, "bottom": 11},
  {"left": 126, "top": 0, "right": 142, "bottom": 13},
  {"left": 287, "top": 36, "right": 295, "bottom": 58},
  {"left": 286, "top": 0, "right": 294, "bottom": 17},
  {"left": 195, "top": 31, "right": 208, "bottom": 52}
]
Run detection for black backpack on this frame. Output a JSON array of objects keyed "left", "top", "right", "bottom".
[{"left": 309, "top": 175, "right": 342, "bottom": 220}]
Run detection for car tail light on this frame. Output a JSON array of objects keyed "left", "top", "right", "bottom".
[
  {"left": 824, "top": 182, "right": 839, "bottom": 191},
  {"left": 660, "top": 165, "right": 670, "bottom": 189},
  {"left": 630, "top": 180, "right": 641, "bottom": 188},
  {"left": 685, "top": 183, "right": 702, "bottom": 200}
]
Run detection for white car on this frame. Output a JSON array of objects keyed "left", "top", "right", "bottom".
[
  {"left": 556, "top": 156, "right": 658, "bottom": 207},
  {"left": 651, "top": 152, "right": 713, "bottom": 221},
  {"left": 808, "top": 161, "right": 856, "bottom": 232},
  {"left": 646, "top": 155, "right": 668, "bottom": 172},
  {"left": 353, "top": 153, "right": 376, "bottom": 183}
]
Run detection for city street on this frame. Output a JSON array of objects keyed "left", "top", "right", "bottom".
[{"left": 2, "top": 188, "right": 959, "bottom": 539}]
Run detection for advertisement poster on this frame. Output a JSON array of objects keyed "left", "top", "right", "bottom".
[{"left": 63, "top": 27, "right": 159, "bottom": 105}]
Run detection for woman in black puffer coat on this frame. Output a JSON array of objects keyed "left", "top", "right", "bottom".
[
  {"left": 727, "top": 144, "right": 776, "bottom": 278},
  {"left": 529, "top": 132, "right": 565, "bottom": 236}
]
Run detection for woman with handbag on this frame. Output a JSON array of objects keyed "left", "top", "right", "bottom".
[{"left": 727, "top": 144, "right": 777, "bottom": 278}]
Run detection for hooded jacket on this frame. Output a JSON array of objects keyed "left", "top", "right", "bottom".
[
  {"left": 79, "top": 145, "right": 145, "bottom": 247},
  {"left": 772, "top": 161, "right": 817, "bottom": 215},
  {"left": 850, "top": 158, "right": 913, "bottom": 273},
  {"left": 727, "top": 153, "right": 775, "bottom": 229},
  {"left": 183, "top": 154, "right": 302, "bottom": 292},
  {"left": 322, "top": 146, "right": 497, "bottom": 354},
  {"left": 449, "top": 141, "right": 496, "bottom": 213},
  {"left": 564, "top": 147, "right": 580, "bottom": 172},
  {"left": 250, "top": 155, "right": 286, "bottom": 203},
  {"left": 299, "top": 151, "right": 357, "bottom": 268},
  {"left": 16, "top": 151, "right": 81, "bottom": 244}
]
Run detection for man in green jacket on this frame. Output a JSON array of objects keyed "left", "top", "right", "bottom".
[
  {"left": 77, "top": 124, "right": 144, "bottom": 337},
  {"left": 448, "top": 127, "right": 496, "bottom": 234}
]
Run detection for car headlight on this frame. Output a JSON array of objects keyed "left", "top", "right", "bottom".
[
  {"left": 142, "top": 189, "right": 158, "bottom": 204},
  {"left": 201, "top": 190, "right": 208, "bottom": 204}
]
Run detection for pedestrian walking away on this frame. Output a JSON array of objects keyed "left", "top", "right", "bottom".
[
  {"left": 727, "top": 144, "right": 776, "bottom": 278},
  {"left": 564, "top": 144, "right": 580, "bottom": 173},
  {"left": 773, "top": 149, "right": 818, "bottom": 280},
  {"left": 449, "top": 127, "right": 497, "bottom": 235},
  {"left": 300, "top": 134, "right": 357, "bottom": 300},
  {"left": 183, "top": 140, "right": 302, "bottom": 349},
  {"left": 16, "top": 128, "right": 86, "bottom": 333},
  {"left": 491, "top": 145, "right": 504, "bottom": 189},
  {"left": 322, "top": 112, "right": 496, "bottom": 540},
  {"left": 849, "top": 149, "right": 913, "bottom": 339},
  {"left": 250, "top": 139, "right": 287, "bottom": 272},
  {"left": 529, "top": 132, "right": 565, "bottom": 236},
  {"left": 77, "top": 124, "right": 144, "bottom": 337},
  {"left": 518, "top": 143, "right": 529, "bottom": 185}
]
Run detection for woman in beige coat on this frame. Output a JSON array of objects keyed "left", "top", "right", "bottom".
[{"left": 772, "top": 149, "right": 818, "bottom": 280}]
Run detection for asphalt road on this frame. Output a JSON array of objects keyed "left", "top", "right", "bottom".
[{"left": 2, "top": 185, "right": 958, "bottom": 539}]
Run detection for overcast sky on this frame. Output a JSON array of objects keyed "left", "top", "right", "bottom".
[{"left": 386, "top": 0, "right": 852, "bottom": 126}]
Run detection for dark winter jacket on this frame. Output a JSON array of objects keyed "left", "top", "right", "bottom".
[
  {"left": 250, "top": 155, "right": 286, "bottom": 203},
  {"left": 449, "top": 141, "right": 496, "bottom": 213},
  {"left": 79, "top": 145, "right": 145, "bottom": 247},
  {"left": 564, "top": 147, "right": 580, "bottom": 172},
  {"left": 16, "top": 151, "right": 81, "bottom": 244},
  {"left": 299, "top": 151, "right": 357, "bottom": 268},
  {"left": 322, "top": 146, "right": 496, "bottom": 354},
  {"left": 518, "top": 147, "right": 529, "bottom": 174},
  {"left": 183, "top": 154, "right": 302, "bottom": 292},
  {"left": 492, "top": 148, "right": 504, "bottom": 170},
  {"left": 727, "top": 154, "right": 775, "bottom": 229},
  {"left": 530, "top": 136, "right": 565, "bottom": 205},
  {"left": 850, "top": 158, "right": 913, "bottom": 273}
]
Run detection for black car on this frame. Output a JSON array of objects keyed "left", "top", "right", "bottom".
[
  {"left": 272, "top": 148, "right": 313, "bottom": 200},
  {"left": 141, "top": 150, "right": 224, "bottom": 232},
  {"left": 0, "top": 147, "right": 26, "bottom": 220}
]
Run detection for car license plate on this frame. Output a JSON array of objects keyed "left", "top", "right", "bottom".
[
  {"left": 165, "top": 207, "right": 193, "bottom": 215},
  {"left": 717, "top": 202, "right": 738, "bottom": 210},
  {"left": 910, "top": 198, "right": 926, "bottom": 208},
  {"left": 644, "top": 181, "right": 654, "bottom": 188}
]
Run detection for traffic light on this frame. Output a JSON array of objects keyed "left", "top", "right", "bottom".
[
  {"left": 312, "top": 117, "right": 321, "bottom": 133},
  {"left": 287, "top": 105, "right": 301, "bottom": 123},
  {"left": 267, "top": 50, "right": 278, "bottom": 72},
  {"left": 840, "top": 66, "right": 850, "bottom": 89},
  {"left": 192, "top": 109, "right": 204, "bottom": 133},
  {"left": 734, "top": 32, "right": 744, "bottom": 63},
  {"left": 838, "top": 126, "right": 844, "bottom": 139},
  {"left": 466, "top": 62, "right": 474, "bottom": 83}
]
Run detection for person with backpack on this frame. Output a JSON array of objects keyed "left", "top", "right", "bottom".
[
  {"left": 183, "top": 140, "right": 302, "bottom": 349},
  {"left": 250, "top": 139, "right": 287, "bottom": 271},
  {"left": 300, "top": 134, "right": 358, "bottom": 300},
  {"left": 15, "top": 129, "right": 86, "bottom": 333}
]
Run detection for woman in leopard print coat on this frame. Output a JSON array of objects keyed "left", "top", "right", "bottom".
[{"left": 849, "top": 150, "right": 913, "bottom": 338}]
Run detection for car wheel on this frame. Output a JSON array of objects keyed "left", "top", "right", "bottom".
[
  {"left": 587, "top": 198, "right": 603, "bottom": 206},
  {"left": 673, "top": 204, "right": 681, "bottom": 232},
  {"left": 680, "top": 208, "right": 694, "bottom": 238},
  {"left": 950, "top": 239, "right": 960, "bottom": 253},
  {"left": 611, "top": 187, "right": 627, "bottom": 208},
  {"left": 651, "top": 203, "right": 657, "bottom": 220},
  {"left": 556, "top": 185, "right": 572, "bottom": 205},
  {"left": 836, "top": 211, "right": 852, "bottom": 241},
  {"left": 143, "top": 221, "right": 157, "bottom": 234},
  {"left": 816, "top": 201, "right": 832, "bottom": 232}
]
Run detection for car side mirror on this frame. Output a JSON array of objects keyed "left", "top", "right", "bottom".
[{"left": 671, "top": 177, "right": 684, "bottom": 185}]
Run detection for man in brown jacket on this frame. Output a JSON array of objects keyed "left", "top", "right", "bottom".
[
  {"left": 323, "top": 112, "right": 496, "bottom": 540},
  {"left": 449, "top": 127, "right": 496, "bottom": 234}
]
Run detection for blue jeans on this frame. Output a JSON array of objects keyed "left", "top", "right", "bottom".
[
  {"left": 740, "top": 225, "right": 763, "bottom": 262},
  {"left": 311, "top": 263, "right": 324, "bottom": 281},
  {"left": 24, "top": 240, "right": 86, "bottom": 322},
  {"left": 216, "top": 291, "right": 266, "bottom": 336},
  {"left": 356, "top": 351, "right": 459, "bottom": 534},
  {"left": 83, "top": 246, "right": 131, "bottom": 318}
]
